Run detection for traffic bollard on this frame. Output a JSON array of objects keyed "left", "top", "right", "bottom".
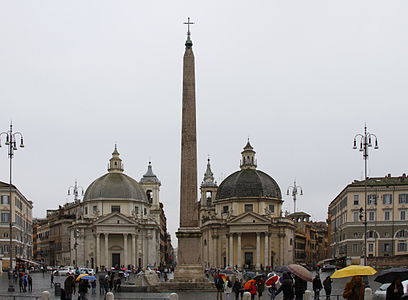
[
  {"left": 242, "top": 291, "right": 251, "bottom": 300},
  {"left": 41, "top": 291, "right": 50, "bottom": 300},
  {"left": 364, "top": 287, "right": 373, "bottom": 300},
  {"left": 106, "top": 291, "right": 115, "bottom": 300},
  {"left": 170, "top": 293, "right": 179, "bottom": 300}
]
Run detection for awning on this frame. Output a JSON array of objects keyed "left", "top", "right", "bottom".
[{"left": 17, "top": 258, "right": 41, "bottom": 265}]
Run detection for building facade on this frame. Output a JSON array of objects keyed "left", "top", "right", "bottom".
[
  {"left": 0, "top": 181, "right": 33, "bottom": 270},
  {"left": 289, "top": 212, "right": 328, "bottom": 268},
  {"left": 200, "top": 142, "right": 296, "bottom": 270},
  {"left": 34, "top": 147, "right": 172, "bottom": 269},
  {"left": 328, "top": 174, "right": 408, "bottom": 266}
]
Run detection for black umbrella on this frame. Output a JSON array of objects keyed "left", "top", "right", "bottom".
[
  {"left": 374, "top": 268, "right": 408, "bottom": 284},
  {"left": 274, "top": 266, "right": 290, "bottom": 274},
  {"left": 243, "top": 272, "right": 256, "bottom": 280},
  {"left": 220, "top": 269, "right": 235, "bottom": 275}
]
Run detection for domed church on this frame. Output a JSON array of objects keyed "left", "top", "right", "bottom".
[
  {"left": 199, "top": 141, "right": 296, "bottom": 270},
  {"left": 69, "top": 146, "right": 163, "bottom": 269}
]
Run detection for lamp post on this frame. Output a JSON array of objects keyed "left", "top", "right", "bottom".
[
  {"left": 353, "top": 124, "right": 379, "bottom": 266},
  {"left": 0, "top": 122, "right": 24, "bottom": 292},
  {"left": 67, "top": 180, "right": 84, "bottom": 202},
  {"left": 287, "top": 180, "right": 303, "bottom": 213}
]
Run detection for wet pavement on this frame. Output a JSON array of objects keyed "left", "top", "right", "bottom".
[{"left": 0, "top": 271, "right": 382, "bottom": 300}]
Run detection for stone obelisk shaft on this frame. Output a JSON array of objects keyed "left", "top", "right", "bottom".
[
  {"left": 174, "top": 34, "right": 205, "bottom": 282},
  {"left": 180, "top": 41, "right": 198, "bottom": 228}
]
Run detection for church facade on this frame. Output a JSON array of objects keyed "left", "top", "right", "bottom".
[
  {"left": 199, "top": 142, "right": 296, "bottom": 270},
  {"left": 68, "top": 146, "right": 164, "bottom": 269}
]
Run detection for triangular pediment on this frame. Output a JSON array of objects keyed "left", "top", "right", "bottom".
[
  {"left": 94, "top": 212, "right": 137, "bottom": 225},
  {"left": 228, "top": 212, "right": 269, "bottom": 225}
]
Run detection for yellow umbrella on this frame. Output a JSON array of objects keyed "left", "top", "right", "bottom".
[
  {"left": 331, "top": 265, "right": 377, "bottom": 278},
  {"left": 76, "top": 273, "right": 89, "bottom": 281}
]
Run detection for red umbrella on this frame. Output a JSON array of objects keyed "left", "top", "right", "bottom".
[
  {"left": 265, "top": 275, "right": 280, "bottom": 287},
  {"left": 243, "top": 279, "right": 256, "bottom": 290},
  {"left": 288, "top": 264, "right": 312, "bottom": 282}
]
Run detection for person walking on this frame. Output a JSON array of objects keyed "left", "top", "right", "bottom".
[
  {"left": 323, "top": 276, "right": 332, "bottom": 300},
  {"left": 232, "top": 278, "right": 242, "bottom": 300},
  {"left": 64, "top": 275, "right": 76, "bottom": 300},
  {"left": 343, "top": 276, "right": 365, "bottom": 300},
  {"left": 214, "top": 273, "right": 224, "bottom": 300},
  {"left": 23, "top": 274, "right": 28, "bottom": 293},
  {"left": 18, "top": 275, "right": 23, "bottom": 293},
  {"left": 386, "top": 277, "right": 404, "bottom": 300},
  {"left": 276, "top": 272, "right": 295, "bottom": 300},
  {"left": 313, "top": 274, "right": 323, "bottom": 300},
  {"left": 28, "top": 275, "right": 33, "bottom": 292},
  {"left": 91, "top": 280, "right": 96, "bottom": 294},
  {"left": 50, "top": 272, "right": 54, "bottom": 287},
  {"left": 257, "top": 278, "right": 265, "bottom": 300},
  {"left": 268, "top": 281, "right": 278, "bottom": 300},
  {"left": 78, "top": 279, "right": 90, "bottom": 300},
  {"left": 224, "top": 277, "right": 233, "bottom": 300},
  {"left": 294, "top": 275, "right": 307, "bottom": 300},
  {"left": 249, "top": 281, "right": 258, "bottom": 300}
]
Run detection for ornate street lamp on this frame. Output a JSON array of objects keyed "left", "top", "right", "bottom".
[
  {"left": 67, "top": 180, "right": 84, "bottom": 202},
  {"left": 287, "top": 180, "right": 303, "bottom": 213},
  {"left": 353, "top": 124, "right": 379, "bottom": 266},
  {"left": 0, "top": 122, "right": 24, "bottom": 292}
]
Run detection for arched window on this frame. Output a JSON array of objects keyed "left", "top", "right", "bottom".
[
  {"left": 396, "top": 230, "right": 408, "bottom": 238},
  {"left": 366, "top": 230, "right": 379, "bottom": 239},
  {"left": 146, "top": 190, "right": 153, "bottom": 204},
  {"left": 206, "top": 191, "right": 212, "bottom": 206}
]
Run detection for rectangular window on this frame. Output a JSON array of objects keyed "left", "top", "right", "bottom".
[
  {"left": 1, "top": 212, "right": 10, "bottom": 223},
  {"left": 84, "top": 207, "right": 88, "bottom": 215},
  {"left": 384, "top": 211, "right": 390, "bottom": 221},
  {"left": 399, "top": 194, "right": 408, "bottom": 204},
  {"left": 144, "top": 208, "right": 147, "bottom": 215},
  {"left": 353, "top": 195, "right": 359, "bottom": 205},
  {"left": 269, "top": 205, "right": 275, "bottom": 213},
  {"left": 383, "top": 194, "right": 392, "bottom": 205},
  {"left": 384, "top": 243, "right": 390, "bottom": 252},
  {"left": 244, "top": 204, "right": 253, "bottom": 212},
  {"left": 367, "top": 194, "right": 377, "bottom": 205},
  {"left": 353, "top": 212, "right": 359, "bottom": 222},
  {"left": 111, "top": 205, "right": 120, "bottom": 213},
  {"left": 398, "top": 242, "right": 407, "bottom": 252},
  {"left": 368, "top": 211, "right": 376, "bottom": 221},
  {"left": 93, "top": 206, "right": 97, "bottom": 212},
  {"left": 368, "top": 243, "right": 374, "bottom": 252},
  {"left": 352, "top": 243, "right": 358, "bottom": 253},
  {"left": 222, "top": 206, "right": 229, "bottom": 213},
  {"left": 134, "top": 206, "right": 139, "bottom": 215},
  {"left": 1, "top": 195, "right": 9, "bottom": 205},
  {"left": 401, "top": 210, "right": 406, "bottom": 221}
]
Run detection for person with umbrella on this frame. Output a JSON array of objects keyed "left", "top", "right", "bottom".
[
  {"left": 64, "top": 274, "right": 76, "bottom": 300},
  {"left": 275, "top": 272, "right": 295, "bottom": 300},
  {"left": 343, "top": 276, "right": 365, "bottom": 300},
  {"left": 323, "top": 276, "right": 332, "bottom": 300},
  {"left": 248, "top": 280, "right": 258, "bottom": 300},
  {"left": 257, "top": 277, "right": 265, "bottom": 300},
  {"left": 313, "top": 274, "right": 323, "bottom": 300},
  {"left": 294, "top": 275, "right": 307, "bottom": 300},
  {"left": 386, "top": 277, "right": 404, "bottom": 300}
]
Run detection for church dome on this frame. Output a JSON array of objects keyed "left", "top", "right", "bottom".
[
  {"left": 215, "top": 169, "right": 282, "bottom": 201},
  {"left": 215, "top": 141, "right": 282, "bottom": 201},
  {"left": 83, "top": 146, "right": 148, "bottom": 202}
]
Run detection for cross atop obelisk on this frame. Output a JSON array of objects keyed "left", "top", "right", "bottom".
[{"left": 183, "top": 17, "right": 194, "bottom": 35}]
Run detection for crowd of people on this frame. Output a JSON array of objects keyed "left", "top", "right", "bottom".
[{"left": 8, "top": 271, "right": 33, "bottom": 293}]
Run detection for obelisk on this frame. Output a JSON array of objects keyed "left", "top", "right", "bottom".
[{"left": 174, "top": 17, "right": 205, "bottom": 282}]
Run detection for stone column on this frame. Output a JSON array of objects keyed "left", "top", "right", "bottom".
[
  {"left": 264, "top": 233, "right": 269, "bottom": 268},
  {"left": 256, "top": 233, "right": 260, "bottom": 269},
  {"left": 237, "top": 233, "right": 242, "bottom": 269},
  {"left": 213, "top": 235, "right": 218, "bottom": 268},
  {"left": 96, "top": 234, "right": 100, "bottom": 269},
  {"left": 132, "top": 234, "right": 136, "bottom": 267},
  {"left": 225, "top": 234, "right": 229, "bottom": 268},
  {"left": 104, "top": 233, "right": 109, "bottom": 268},
  {"left": 229, "top": 234, "right": 234, "bottom": 267},
  {"left": 123, "top": 233, "right": 128, "bottom": 267}
]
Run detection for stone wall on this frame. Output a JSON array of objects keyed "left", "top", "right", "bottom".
[{"left": 368, "top": 254, "right": 408, "bottom": 268}]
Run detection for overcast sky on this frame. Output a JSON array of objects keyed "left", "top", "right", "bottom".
[{"left": 1, "top": 1, "right": 408, "bottom": 246}]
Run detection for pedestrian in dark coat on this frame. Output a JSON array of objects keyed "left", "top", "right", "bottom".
[
  {"left": 50, "top": 273, "right": 54, "bottom": 287},
  {"left": 232, "top": 278, "right": 242, "bottom": 300},
  {"left": 294, "top": 275, "right": 307, "bottom": 300},
  {"left": 276, "top": 273, "right": 294, "bottom": 300},
  {"left": 78, "top": 279, "right": 90, "bottom": 300},
  {"left": 18, "top": 276, "right": 23, "bottom": 293},
  {"left": 323, "top": 276, "right": 332, "bottom": 300},
  {"left": 386, "top": 278, "right": 404, "bottom": 300},
  {"left": 313, "top": 275, "right": 323, "bottom": 300},
  {"left": 64, "top": 275, "right": 76, "bottom": 300},
  {"left": 27, "top": 275, "right": 33, "bottom": 292}
]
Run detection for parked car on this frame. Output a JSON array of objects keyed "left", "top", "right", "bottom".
[
  {"left": 374, "top": 280, "right": 408, "bottom": 300},
  {"left": 78, "top": 267, "right": 94, "bottom": 275},
  {"left": 53, "top": 266, "right": 75, "bottom": 276}
]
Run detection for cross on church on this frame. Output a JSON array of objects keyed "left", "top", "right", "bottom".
[{"left": 183, "top": 17, "right": 194, "bottom": 34}]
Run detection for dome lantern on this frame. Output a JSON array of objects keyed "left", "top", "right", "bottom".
[
  {"left": 108, "top": 144, "right": 124, "bottom": 173},
  {"left": 240, "top": 139, "right": 257, "bottom": 170}
]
